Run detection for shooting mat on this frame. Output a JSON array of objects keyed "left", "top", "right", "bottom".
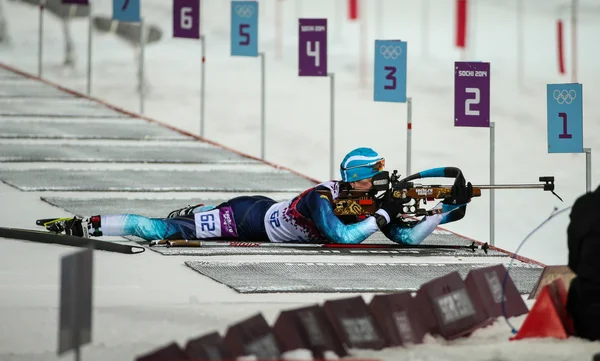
[
  {"left": 0, "top": 167, "right": 317, "bottom": 192},
  {"left": 0, "top": 141, "right": 260, "bottom": 164},
  {"left": 0, "top": 97, "right": 125, "bottom": 117},
  {"left": 185, "top": 260, "right": 543, "bottom": 294},
  {"left": 0, "top": 78, "right": 72, "bottom": 98},
  {"left": 0, "top": 117, "right": 194, "bottom": 140}
]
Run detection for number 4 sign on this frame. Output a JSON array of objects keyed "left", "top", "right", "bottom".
[
  {"left": 454, "top": 61, "right": 490, "bottom": 127},
  {"left": 547, "top": 83, "right": 583, "bottom": 153},
  {"left": 173, "top": 0, "right": 200, "bottom": 39},
  {"left": 298, "top": 18, "right": 327, "bottom": 76},
  {"left": 374, "top": 40, "right": 407, "bottom": 102}
]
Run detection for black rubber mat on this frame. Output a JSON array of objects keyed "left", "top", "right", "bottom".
[
  {"left": 147, "top": 244, "right": 507, "bottom": 258},
  {"left": 185, "top": 261, "right": 543, "bottom": 294},
  {"left": 0, "top": 98, "right": 124, "bottom": 117},
  {"left": 0, "top": 118, "right": 193, "bottom": 140},
  {"left": 0, "top": 168, "right": 317, "bottom": 192},
  {"left": 0, "top": 141, "right": 260, "bottom": 164}
]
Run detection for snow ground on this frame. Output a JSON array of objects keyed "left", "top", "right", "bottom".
[{"left": 0, "top": 0, "right": 600, "bottom": 360}]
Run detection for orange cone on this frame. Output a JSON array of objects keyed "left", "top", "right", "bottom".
[{"left": 510, "top": 278, "right": 574, "bottom": 340}]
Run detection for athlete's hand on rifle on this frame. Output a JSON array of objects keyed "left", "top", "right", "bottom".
[
  {"left": 378, "top": 190, "right": 409, "bottom": 225},
  {"left": 443, "top": 171, "right": 473, "bottom": 205}
]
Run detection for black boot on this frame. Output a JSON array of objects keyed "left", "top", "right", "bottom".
[
  {"left": 46, "top": 217, "right": 89, "bottom": 238},
  {"left": 167, "top": 204, "right": 204, "bottom": 218}
]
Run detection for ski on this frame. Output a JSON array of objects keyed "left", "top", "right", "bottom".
[
  {"left": 151, "top": 239, "right": 489, "bottom": 253},
  {"left": 1, "top": 227, "right": 145, "bottom": 255}
]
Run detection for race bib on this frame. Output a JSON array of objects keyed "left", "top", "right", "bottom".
[{"left": 194, "top": 207, "right": 238, "bottom": 238}]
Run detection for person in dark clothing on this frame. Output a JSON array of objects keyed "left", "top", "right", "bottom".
[{"left": 566, "top": 184, "right": 600, "bottom": 341}]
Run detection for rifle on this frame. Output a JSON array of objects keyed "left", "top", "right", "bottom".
[{"left": 319, "top": 167, "right": 561, "bottom": 220}]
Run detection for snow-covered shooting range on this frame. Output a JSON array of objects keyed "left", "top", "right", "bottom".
[{"left": 0, "top": 0, "right": 599, "bottom": 360}]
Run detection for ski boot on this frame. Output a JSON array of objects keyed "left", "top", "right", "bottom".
[
  {"left": 167, "top": 204, "right": 217, "bottom": 218},
  {"left": 39, "top": 217, "right": 89, "bottom": 238}
]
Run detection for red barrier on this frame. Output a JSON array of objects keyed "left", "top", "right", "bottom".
[
  {"left": 557, "top": 19, "right": 566, "bottom": 75},
  {"left": 348, "top": 0, "right": 358, "bottom": 20},
  {"left": 455, "top": 0, "right": 467, "bottom": 48}
]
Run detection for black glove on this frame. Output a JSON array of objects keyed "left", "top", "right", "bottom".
[
  {"left": 443, "top": 172, "right": 473, "bottom": 205},
  {"left": 374, "top": 191, "right": 408, "bottom": 228}
]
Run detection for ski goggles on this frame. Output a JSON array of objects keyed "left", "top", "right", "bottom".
[{"left": 341, "top": 158, "right": 386, "bottom": 172}]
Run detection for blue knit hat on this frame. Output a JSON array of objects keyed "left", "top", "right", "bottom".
[{"left": 340, "top": 147, "right": 385, "bottom": 182}]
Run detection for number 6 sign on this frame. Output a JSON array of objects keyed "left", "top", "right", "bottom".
[
  {"left": 112, "top": 0, "right": 140, "bottom": 22},
  {"left": 231, "top": 1, "right": 259, "bottom": 57},
  {"left": 298, "top": 18, "right": 327, "bottom": 76},
  {"left": 546, "top": 83, "right": 583, "bottom": 153},
  {"left": 454, "top": 61, "right": 490, "bottom": 127},
  {"left": 374, "top": 40, "right": 407, "bottom": 102},
  {"left": 173, "top": 0, "right": 200, "bottom": 39}
]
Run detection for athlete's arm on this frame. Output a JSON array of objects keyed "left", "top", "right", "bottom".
[{"left": 306, "top": 191, "right": 383, "bottom": 244}]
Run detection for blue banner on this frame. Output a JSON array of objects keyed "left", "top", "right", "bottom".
[
  {"left": 231, "top": 1, "right": 259, "bottom": 57},
  {"left": 547, "top": 83, "right": 583, "bottom": 153},
  {"left": 374, "top": 40, "right": 407, "bottom": 103}
]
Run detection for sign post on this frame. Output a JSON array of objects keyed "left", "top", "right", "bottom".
[
  {"left": 57, "top": 247, "right": 94, "bottom": 361},
  {"left": 454, "top": 61, "right": 493, "bottom": 244},
  {"left": 547, "top": 83, "right": 589, "bottom": 191},
  {"left": 298, "top": 18, "right": 333, "bottom": 179},
  {"left": 373, "top": 40, "right": 409, "bottom": 174},
  {"left": 62, "top": 0, "right": 92, "bottom": 94},
  {"left": 112, "top": 0, "right": 142, "bottom": 112},
  {"left": 173, "top": 0, "right": 204, "bottom": 137},
  {"left": 231, "top": 1, "right": 266, "bottom": 159}
]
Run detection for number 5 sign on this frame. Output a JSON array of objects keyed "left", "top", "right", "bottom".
[
  {"left": 454, "top": 61, "right": 490, "bottom": 127},
  {"left": 112, "top": 0, "right": 140, "bottom": 22},
  {"left": 298, "top": 18, "right": 327, "bottom": 76},
  {"left": 231, "top": 1, "right": 258, "bottom": 57},
  {"left": 547, "top": 83, "right": 583, "bottom": 153},
  {"left": 173, "top": 0, "right": 200, "bottom": 39},
  {"left": 374, "top": 40, "right": 407, "bottom": 102}
]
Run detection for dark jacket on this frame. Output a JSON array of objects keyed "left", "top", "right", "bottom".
[{"left": 566, "top": 185, "right": 600, "bottom": 341}]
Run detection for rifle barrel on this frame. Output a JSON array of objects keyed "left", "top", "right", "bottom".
[{"left": 474, "top": 184, "right": 546, "bottom": 189}]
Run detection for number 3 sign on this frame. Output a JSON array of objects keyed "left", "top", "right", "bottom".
[
  {"left": 547, "top": 83, "right": 583, "bottom": 153},
  {"left": 454, "top": 61, "right": 490, "bottom": 127},
  {"left": 231, "top": 1, "right": 259, "bottom": 57},
  {"left": 298, "top": 18, "right": 327, "bottom": 76},
  {"left": 173, "top": 0, "right": 200, "bottom": 39},
  {"left": 374, "top": 40, "right": 407, "bottom": 103}
]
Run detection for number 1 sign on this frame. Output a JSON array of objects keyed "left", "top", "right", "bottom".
[
  {"left": 173, "top": 0, "right": 200, "bottom": 39},
  {"left": 547, "top": 83, "right": 583, "bottom": 153},
  {"left": 298, "top": 18, "right": 327, "bottom": 76},
  {"left": 454, "top": 61, "right": 490, "bottom": 127},
  {"left": 374, "top": 40, "right": 407, "bottom": 102},
  {"left": 112, "top": 0, "right": 140, "bottom": 22},
  {"left": 231, "top": 1, "right": 258, "bottom": 57}
]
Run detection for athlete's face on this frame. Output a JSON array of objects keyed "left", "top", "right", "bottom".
[{"left": 350, "top": 178, "right": 373, "bottom": 190}]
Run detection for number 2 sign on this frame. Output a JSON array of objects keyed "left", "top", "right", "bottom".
[
  {"left": 231, "top": 1, "right": 259, "bottom": 57},
  {"left": 112, "top": 0, "right": 140, "bottom": 22},
  {"left": 298, "top": 18, "right": 327, "bottom": 76},
  {"left": 173, "top": 0, "right": 200, "bottom": 39},
  {"left": 454, "top": 61, "right": 490, "bottom": 127},
  {"left": 374, "top": 40, "right": 407, "bottom": 102},
  {"left": 547, "top": 83, "right": 583, "bottom": 153}
]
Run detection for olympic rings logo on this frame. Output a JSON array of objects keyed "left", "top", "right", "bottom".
[
  {"left": 235, "top": 5, "right": 254, "bottom": 18},
  {"left": 553, "top": 89, "right": 577, "bottom": 104},
  {"left": 379, "top": 45, "right": 402, "bottom": 59}
]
